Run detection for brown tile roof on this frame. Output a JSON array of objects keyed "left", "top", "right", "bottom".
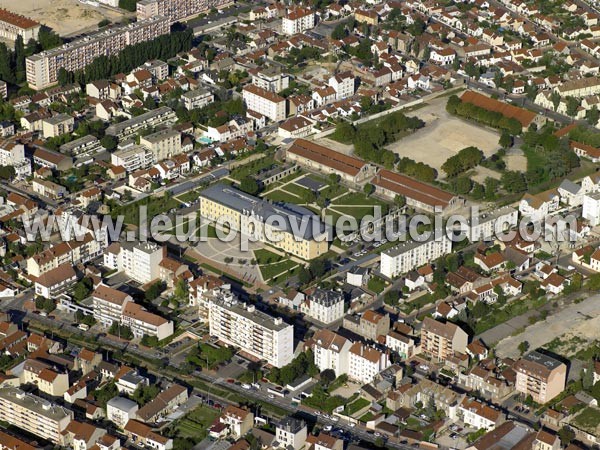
[
  {"left": 123, "top": 302, "right": 167, "bottom": 327},
  {"left": 288, "top": 138, "right": 368, "bottom": 177},
  {"left": 372, "top": 169, "right": 455, "bottom": 209},
  {"left": 0, "top": 8, "right": 39, "bottom": 29},
  {"left": 461, "top": 90, "right": 537, "bottom": 127},
  {"left": 349, "top": 342, "right": 383, "bottom": 363},
  {"left": 92, "top": 284, "right": 130, "bottom": 306},
  {"left": 243, "top": 84, "right": 285, "bottom": 104}
]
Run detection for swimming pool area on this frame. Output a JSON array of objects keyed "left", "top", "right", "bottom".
[{"left": 198, "top": 136, "right": 213, "bottom": 144}]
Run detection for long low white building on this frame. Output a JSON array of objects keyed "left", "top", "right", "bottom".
[{"left": 380, "top": 233, "right": 452, "bottom": 278}]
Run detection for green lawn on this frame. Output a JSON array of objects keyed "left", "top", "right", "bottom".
[
  {"left": 573, "top": 407, "right": 600, "bottom": 430},
  {"left": 367, "top": 277, "right": 387, "bottom": 294},
  {"left": 262, "top": 189, "right": 302, "bottom": 203},
  {"left": 169, "top": 405, "right": 220, "bottom": 440},
  {"left": 254, "top": 249, "right": 284, "bottom": 265},
  {"left": 331, "top": 205, "right": 380, "bottom": 220},
  {"left": 231, "top": 156, "right": 278, "bottom": 181},
  {"left": 345, "top": 397, "right": 370, "bottom": 415},
  {"left": 284, "top": 182, "right": 312, "bottom": 198},
  {"left": 259, "top": 260, "right": 299, "bottom": 282},
  {"left": 176, "top": 190, "right": 200, "bottom": 203},
  {"left": 332, "top": 192, "right": 386, "bottom": 207}
]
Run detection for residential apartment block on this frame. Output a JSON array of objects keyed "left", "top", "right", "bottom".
[
  {"left": 208, "top": 297, "right": 294, "bottom": 368},
  {"left": 198, "top": 184, "right": 328, "bottom": 260},
  {"left": 282, "top": 8, "right": 315, "bottom": 35},
  {"left": 182, "top": 88, "right": 214, "bottom": 110},
  {"left": 27, "top": 234, "right": 102, "bottom": 277},
  {"left": 0, "top": 139, "right": 31, "bottom": 179},
  {"left": 111, "top": 145, "right": 154, "bottom": 173},
  {"left": 105, "top": 107, "right": 177, "bottom": 140},
  {"left": 242, "top": 84, "right": 287, "bottom": 122},
  {"left": 0, "top": 387, "right": 73, "bottom": 444},
  {"left": 420, "top": 317, "right": 468, "bottom": 362},
  {"left": 137, "top": 0, "right": 232, "bottom": 23},
  {"left": 276, "top": 418, "right": 307, "bottom": 450},
  {"left": 26, "top": 16, "right": 169, "bottom": 90},
  {"left": 380, "top": 234, "right": 453, "bottom": 278},
  {"left": 140, "top": 129, "right": 182, "bottom": 162},
  {"left": 311, "top": 329, "right": 352, "bottom": 377},
  {"left": 514, "top": 351, "right": 567, "bottom": 403},
  {"left": 103, "top": 241, "right": 164, "bottom": 285},
  {"left": 343, "top": 310, "right": 390, "bottom": 341},
  {"left": 306, "top": 289, "right": 344, "bottom": 324},
  {"left": 348, "top": 342, "right": 390, "bottom": 384},
  {"left": 0, "top": 9, "right": 40, "bottom": 42},
  {"left": 252, "top": 68, "right": 290, "bottom": 93},
  {"left": 92, "top": 284, "right": 133, "bottom": 327}
]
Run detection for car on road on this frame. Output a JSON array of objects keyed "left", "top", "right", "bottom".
[
  {"left": 348, "top": 423, "right": 356, "bottom": 428},
  {"left": 324, "top": 426, "right": 333, "bottom": 432},
  {"left": 268, "top": 394, "right": 275, "bottom": 399}
]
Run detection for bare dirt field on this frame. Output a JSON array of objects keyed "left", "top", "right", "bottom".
[
  {"left": 387, "top": 99, "right": 500, "bottom": 176},
  {"left": 318, "top": 137, "right": 354, "bottom": 155},
  {"left": 505, "top": 151, "right": 527, "bottom": 172},
  {"left": 493, "top": 294, "right": 600, "bottom": 359},
  {"left": 0, "top": 0, "right": 127, "bottom": 36}
]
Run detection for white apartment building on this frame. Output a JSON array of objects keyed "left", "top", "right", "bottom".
[
  {"left": 583, "top": 192, "right": 600, "bottom": 226},
  {"left": 385, "top": 330, "right": 415, "bottom": 360},
  {"left": 306, "top": 289, "right": 345, "bottom": 324},
  {"left": 348, "top": 342, "right": 390, "bottom": 384},
  {"left": 92, "top": 284, "right": 133, "bottom": 327},
  {"left": 205, "top": 117, "right": 253, "bottom": 142},
  {"left": 282, "top": 8, "right": 315, "bottom": 35},
  {"left": 459, "top": 398, "right": 502, "bottom": 431},
  {"left": 107, "top": 397, "right": 138, "bottom": 429},
  {"left": 0, "top": 387, "right": 73, "bottom": 444},
  {"left": 328, "top": 72, "right": 355, "bottom": 100},
  {"left": 380, "top": 234, "right": 452, "bottom": 278},
  {"left": 208, "top": 298, "right": 294, "bottom": 368},
  {"left": 311, "top": 329, "right": 352, "bottom": 377},
  {"left": 243, "top": 84, "right": 287, "bottom": 122},
  {"left": 140, "top": 129, "right": 182, "bottom": 162},
  {"left": 0, "top": 9, "right": 40, "bottom": 42},
  {"left": 276, "top": 418, "right": 307, "bottom": 450},
  {"left": 137, "top": 0, "right": 232, "bottom": 23},
  {"left": 103, "top": 241, "right": 164, "bottom": 284},
  {"left": 0, "top": 139, "right": 31, "bottom": 179},
  {"left": 457, "top": 207, "right": 518, "bottom": 241},
  {"left": 122, "top": 302, "right": 174, "bottom": 340},
  {"left": 182, "top": 88, "right": 214, "bottom": 110},
  {"left": 252, "top": 68, "right": 290, "bottom": 93},
  {"left": 26, "top": 16, "right": 169, "bottom": 90},
  {"left": 111, "top": 145, "right": 154, "bottom": 173},
  {"left": 105, "top": 106, "right": 177, "bottom": 139}
]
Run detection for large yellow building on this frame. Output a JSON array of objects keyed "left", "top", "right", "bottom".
[{"left": 199, "top": 184, "right": 328, "bottom": 260}]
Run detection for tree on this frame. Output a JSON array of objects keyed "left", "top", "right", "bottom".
[
  {"left": 239, "top": 177, "right": 259, "bottom": 195},
  {"left": 133, "top": 384, "right": 161, "bottom": 406},
  {"left": 363, "top": 184, "right": 374, "bottom": 196},
  {"left": 100, "top": 135, "right": 118, "bottom": 151},
  {"left": 501, "top": 171, "right": 527, "bottom": 193},
  {"left": 141, "top": 334, "right": 159, "bottom": 347},
  {"left": 499, "top": 131, "right": 513, "bottom": 148},
  {"left": 588, "top": 273, "right": 600, "bottom": 290},
  {"left": 35, "top": 297, "right": 55, "bottom": 313},
  {"left": 558, "top": 426, "right": 575, "bottom": 445},
  {"left": 14, "top": 35, "right": 25, "bottom": 83},
  {"left": 566, "top": 96, "right": 581, "bottom": 117},
  {"left": 551, "top": 91, "right": 561, "bottom": 111},
  {"left": 119, "top": 0, "right": 138, "bottom": 11},
  {"left": 518, "top": 340, "right": 530, "bottom": 355},
  {"left": 587, "top": 106, "right": 600, "bottom": 126},
  {"left": 320, "top": 369, "right": 336, "bottom": 385},
  {"left": 394, "top": 194, "right": 406, "bottom": 208},
  {"left": 145, "top": 281, "right": 164, "bottom": 301}
]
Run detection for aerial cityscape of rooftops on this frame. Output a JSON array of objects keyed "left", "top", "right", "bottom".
[{"left": 5, "top": 0, "right": 600, "bottom": 449}]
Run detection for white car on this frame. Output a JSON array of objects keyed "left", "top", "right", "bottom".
[
  {"left": 331, "top": 416, "right": 339, "bottom": 422},
  {"left": 349, "top": 423, "right": 356, "bottom": 428},
  {"left": 324, "top": 425, "right": 333, "bottom": 432}
]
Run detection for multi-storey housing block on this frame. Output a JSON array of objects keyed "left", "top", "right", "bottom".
[
  {"left": 111, "top": 145, "right": 154, "bottom": 173},
  {"left": 282, "top": 8, "right": 315, "bottom": 35},
  {"left": 208, "top": 297, "right": 293, "bottom": 368},
  {"left": 92, "top": 284, "right": 133, "bottom": 327},
  {"left": 514, "top": 351, "right": 567, "bottom": 403},
  {"left": 276, "top": 418, "right": 307, "bottom": 450},
  {"left": 0, "top": 139, "right": 31, "bottom": 179},
  {"left": 103, "top": 241, "right": 164, "bottom": 284},
  {"left": 252, "top": 68, "right": 290, "bottom": 93},
  {"left": 306, "top": 289, "right": 345, "bottom": 324},
  {"left": 420, "top": 317, "right": 468, "bottom": 362},
  {"left": 182, "top": 88, "right": 214, "bottom": 110},
  {"left": 242, "top": 84, "right": 286, "bottom": 122},
  {"left": 26, "top": 16, "right": 169, "bottom": 90},
  {"left": 105, "top": 106, "right": 177, "bottom": 140},
  {"left": 348, "top": 342, "right": 390, "bottom": 384},
  {"left": 0, "top": 387, "right": 73, "bottom": 444},
  {"left": 140, "top": 129, "right": 182, "bottom": 162},
  {"left": 137, "top": 0, "right": 232, "bottom": 23},
  {"left": 311, "top": 329, "right": 352, "bottom": 377},
  {"left": 380, "top": 234, "right": 453, "bottom": 278}
]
